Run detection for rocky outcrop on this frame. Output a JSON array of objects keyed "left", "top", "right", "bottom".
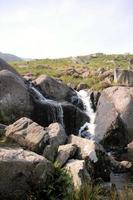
[
  {"left": 0, "top": 70, "right": 33, "bottom": 124},
  {"left": 95, "top": 86, "right": 133, "bottom": 143},
  {"left": 43, "top": 123, "right": 67, "bottom": 161},
  {"left": 56, "top": 144, "right": 77, "bottom": 166},
  {"left": 114, "top": 68, "right": 133, "bottom": 86},
  {"left": 5, "top": 117, "right": 48, "bottom": 154},
  {"left": 65, "top": 159, "right": 91, "bottom": 188},
  {"left": 0, "top": 147, "right": 54, "bottom": 199},
  {"left": 34, "top": 75, "right": 77, "bottom": 102},
  {"left": 0, "top": 123, "right": 7, "bottom": 136},
  {"left": 0, "top": 58, "right": 20, "bottom": 75}
]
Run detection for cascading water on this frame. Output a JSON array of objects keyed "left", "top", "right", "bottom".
[
  {"left": 77, "top": 89, "right": 98, "bottom": 162},
  {"left": 29, "top": 84, "right": 64, "bottom": 127},
  {"left": 77, "top": 90, "right": 96, "bottom": 140}
]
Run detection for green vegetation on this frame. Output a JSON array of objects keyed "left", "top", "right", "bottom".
[
  {"left": 10, "top": 53, "right": 133, "bottom": 90},
  {"left": 26, "top": 161, "right": 133, "bottom": 200}
]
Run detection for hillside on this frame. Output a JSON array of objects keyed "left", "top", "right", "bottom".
[
  {"left": 10, "top": 53, "right": 133, "bottom": 90},
  {"left": 0, "top": 52, "right": 22, "bottom": 62}
]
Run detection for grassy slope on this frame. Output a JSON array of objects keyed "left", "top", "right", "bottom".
[{"left": 10, "top": 53, "right": 133, "bottom": 90}]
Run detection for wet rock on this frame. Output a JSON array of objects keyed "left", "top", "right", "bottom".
[
  {"left": 0, "top": 70, "right": 33, "bottom": 124},
  {"left": 65, "top": 159, "right": 91, "bottom": 188},
  {"left": 0, "top": 147, "right": 54, "bottom": 199},
  {"left": 5, "top": 117, "right": 48, "bottom": 154},
  {"left": 61, "top": 102, "right": 89, "bottom": 135},
  {"left": 43, "top": 123, "right": 67, "bottom": 161},
  {"left": 56, "top": 144, "right": 77, "bottom": 166}
]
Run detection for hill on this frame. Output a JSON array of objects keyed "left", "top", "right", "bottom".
[
  {"left": 10, "top": 53, "right": 133, "bottom": 90},
  {"left": 0, "top": 52, "right": 22, "bottom": 62}
]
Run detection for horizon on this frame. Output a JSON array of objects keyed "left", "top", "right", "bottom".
[{"left": 0, "top": 0, "right": 133, "bottom": 59}]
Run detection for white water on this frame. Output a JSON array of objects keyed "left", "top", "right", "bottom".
[
  {"left": 77, "top": 90, "right": 97, "bottom": 162},
  {"left": 77, "top": 90, "right": 96, "bottom": 137}
]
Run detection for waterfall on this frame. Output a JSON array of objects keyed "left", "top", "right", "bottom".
[
  {"left": 77, "top": 90, "right": 96, "bottom": 141},
  {"left": 29, "top": 84, "right": 64, "bottom": 127}
]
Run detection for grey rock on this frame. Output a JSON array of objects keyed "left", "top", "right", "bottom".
[
  {"left": 65, "top": 159, "right": 91, "bottom": 188},
  {"left": 0, "top": 70, "right": 33, "bottom": 124},
  {"left": 5, "top": 117, "right": 47, "bottom": 153},
  {"left": 56, "top": 144, "right": 77, "bottom": 166},
  {"left": 43, "top": 123, "right": 67, "bottom": 161},
  {"left": 0, "top": 147, "right": 54, "bottom": 199}
]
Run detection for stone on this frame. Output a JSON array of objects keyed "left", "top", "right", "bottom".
[
  {"left": 61, "top": 102, "right": 89, "bottom": 135},
  {"left": 34, "top": 74, "right": 76, "bottom": 102},
  {"left": 77, "top": 83, "right": 88, "bottom": 91},
  {"left": 43, "top": 123, "right": 67, "bottom": 161},
  {"left": 95, "top": 87, "right": 130, "bottom": 146},
  {"left": 5, "top": 117, "right": 48, "bottom": 154},
  {"left": 0, "top": 70, "right": 33, "bottom": 124},
  {"left": 0, "top": 147, "right": 54, "bottom": 199},
  {"left": 65, "top": 159, "right": 91, "bottom": 188},
  {"left": 96, "top": 86, "right": 133, "bottom": 142},
  {"left": 0, "top": 123, "right": 7, "bottom": 136},
  {"left": 0, "top": 58, "right": 20, "bottom": 76},
  {"left": 56, "top": 144, "right": 77, "bottom": 166},
  {"left": 114, "top": 68, "right": 133, "bottom": 86},
  {"left": 68, "top": 134, "right": 103, "bottom": 161}
]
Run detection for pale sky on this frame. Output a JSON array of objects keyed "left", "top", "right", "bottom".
[{"left": 0, "top": 0, "right": 133, "bottom": 58}]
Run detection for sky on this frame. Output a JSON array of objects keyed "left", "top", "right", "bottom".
[{"left": 0, "top": 0, "right": 133, "bottom": 58}]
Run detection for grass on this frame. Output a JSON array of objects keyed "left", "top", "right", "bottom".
[{"left": 10, "top": 53, "right": 133, "bottom": 91}]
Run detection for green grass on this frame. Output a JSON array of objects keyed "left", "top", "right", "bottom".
[{"left": 10, "top": 53, "right": 133, "bottom": 91}]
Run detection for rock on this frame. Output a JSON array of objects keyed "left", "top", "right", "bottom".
[
  {"left": 61, "top": 102, "right": 89, "bottom": 135},
  {"left": 0, "top": 70, "right": 33, "bottom": 124},
  {"left": 65, "top": 159, "right": 91, "bottom": 188},
  {"left": 98, "top": 69, "right": 113, "bottom": 80},
  {"left": 90, "top": 91, "right": 101, "bottom": 112},
  {"left": 68, "top": 134, "right": 103, "bottom": 160},
  {"left": 56, "top": 144, "right": 77, "bottom": 166},
  {"left": 5, "top": 117, "right": 48, "bottom": 154},
  {"left": 95, "top": 87, "right": 127, "bottom": 147},
  {"left": 130, "top": 58, "right": 133, "bottom": 65},
  {"left": 0, "top": 123, "right": 7, "bottom": 136},
  {"left": 43, "top": 123, "right": 67, "bottom": 161},
  {"left": 0, "top": 58, "right": 20, "bottom": 76},
  {"left": 100, "top": 78, "right": 112, "bottom": 89},
  {"left": 96, "top": 86, "right": 133, "bottom": 142},
  {"left": 0, "top": 147, "right": 54, "bottom": 199},
  {"left": 77, "top": 83, "right": 88, "bottom": 91},
  {"left": 127, "top": 142, "right": 133, "bottom": 169},
  {"left": 34, "top": 74, "right": 76, "bottom": 102},
  {"left": 81, "top": 71, "right": 90, "bottom": 78},
  {"left": 68, "top": 135, "right": 111, "bottom": 181},
  {"left": 114, "top": 68, "right": 133, "bottom": 86}
]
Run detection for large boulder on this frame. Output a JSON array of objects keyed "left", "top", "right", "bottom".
[
  {"left": 95, "top": 86, "right": 133, "bottom": 142},
  {"left": 5, "top": 117, "right": 48, "bottom": 154},
  {"left": 0, "top": 58, "right": 20, "bottom": 76},
  {"left": 65, "top": 159, "right": 91, "bottom": 188},
  {"left": 34, "top": 75, "right": 76, "bottom": 102},
  {"left": 43, "top": 122, "right": 67, "bottom": 161},
  {"left": 0, "top": 147, "right": 54, "bottom": 199},
  {"left": 0, "top": 70, "right": 33, "bottom": 124}
]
